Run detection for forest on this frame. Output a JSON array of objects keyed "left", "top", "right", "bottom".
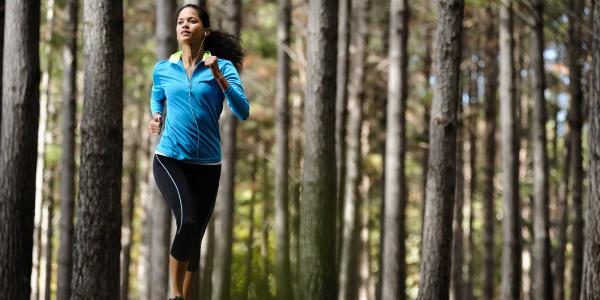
[{"left": 0, "top": 0, "right": 599, "bottom": 299}]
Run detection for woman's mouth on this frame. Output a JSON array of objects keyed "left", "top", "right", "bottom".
[{"left": 181, "top": 30, "right": 191, "bottom": 36}]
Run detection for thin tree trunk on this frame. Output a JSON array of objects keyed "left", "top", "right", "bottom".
[
  {"left": 211, "top": 1, "right": 241, "bottom": 298},
  {"left": 71, "top": 0, "right": 123, "bottom": 297},
  {"left": 581, "top": 1, "right": 600, "bottom": 298},
  {"left": 0, "top": 0, "right": 4, "bottom": 148},
  {"left": 56, "top": 0, "right": 78, "bottom": 298},
  {"left": 482, "top": 4, "right": 498, "bottom": 299},
  {"left": 243, "top": 151, "right": 259, "bottom": 300},
  {"left": 299, "top": 0, "right": 338, "bottom": 298},
  {"left": 381, "top": 1, "right": 409, "bottom": 299},
  {"left": 0, "top": 0, "right": 41, "bottom": 297},
  {"left": 339, "top": 0, "right": 369, "bottom": 299},
  {"left": 120, "top": 105, "right": 142, "bottom": 300},
  {"left": 200, "top": 219, "right": 215, "bottom": 299},
  {"left": 41, "top": 166, "right": 56, "bottom": 300},
  {"left": 499, "top": 2, "right": 522, "bottom": 299},
  {"left": 32, "top": 2, "right": 55, "bottom": 298},
  {"left": 260, "top": 147, "right": 273, "bottom": 300},
  {"left": 416, "top": 0, "right": 464, "bottom": 298},
  {"left": 148, "top": 1, "right": 177, "bottom": 298},
  {"left": 566, "top": 2, "right": 585, "bottom": 300},
  {"left": 336, "top": 0, "right": 352, "bottom": 270},
  {"left": 450, "top": 104, "right": 465, "bottom": 300},
  {"left": 530, "top": 1, "right": 553, "bottom": 298},
  {"left": 465, "top": 63, "right": 478, "bottom": 300},
  {"left": 274, "top": 0, "right": 293, "bottom": 298},
  {"left": 554, "top": 132, "right": 571, "bottom": 300},
  {"left": 358, "top": 166, "right": 372, "bottom": 300}
]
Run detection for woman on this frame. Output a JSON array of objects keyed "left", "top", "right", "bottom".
[{"left": 147, "top": 4, "right": 249, "bottom": 300}]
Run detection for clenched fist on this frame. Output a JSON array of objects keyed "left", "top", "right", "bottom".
[{"left": 148, "top": 113, "right": 162, "bottom": 135}]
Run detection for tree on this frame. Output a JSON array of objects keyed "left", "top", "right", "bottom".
[
  {"left": 581, "top": 1, "right": 600, "bottom": 298},
  {"left": 0, "top": 0, "right": 4, "bottom": 148},
  {"left": 274, "top": 0, "right": 293, "bottom": 298},
  {"left": 381, "top": 0, "right": 409, "bottom": 299},
  {"left": 299, "top": 0, "right": 338, "bottom": 298},
  {"left": 56, "top": 0, "right": 78, "bottom": 299},
  {"left": 212, "top": 0, "right": 242, "bottom": 298},
  {"left": 339, "top": 0, "right": 370, "bottom": 298},
  {"left": 336, "top": 0, "right": 351, "bottom": 267},
  {"left": 70, "top": 0, "right": 123, "bottom": 297},
  {"left": 566, "top": 1, "right": 585, "bottom": 299},
  {"left": 450, "top": 104, "right": 465, "bottom": 300},
  {"left": 530, "top": 0, "right": 553, "bottom": 298},
  {"left": 147, "top": 0, "right": 177, "bottom": 299},
  {"left": 0, "top": 0, "right": 40, "bottom": 297},
  {"left": 499, "top": 2, "right": 521, "bottom": 299},
  {"left": 481, "top": 4, "right": 498, "bottom": 299},
  {"left": 416, "top": 0, "right": 464, "bottom": 298}
]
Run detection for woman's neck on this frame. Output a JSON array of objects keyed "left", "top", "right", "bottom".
[{"left": 180, "top": 43, "right": 203, "bottom": 67}]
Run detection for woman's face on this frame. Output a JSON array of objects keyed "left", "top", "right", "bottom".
[{"left": 176, "top": 7, "right": 205, "bottom": 44}]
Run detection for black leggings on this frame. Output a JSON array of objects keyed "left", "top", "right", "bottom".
[{"left": 153, "top": 154, "right": 221, "bottom": 271}]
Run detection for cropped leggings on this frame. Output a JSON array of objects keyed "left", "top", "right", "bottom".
[{"left": 153, "top": 154, "right": 221, "bottom": 271}]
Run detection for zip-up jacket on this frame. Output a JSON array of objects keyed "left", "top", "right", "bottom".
[{"left": 150, "top": 51, "right": 250, "bottom": 164}]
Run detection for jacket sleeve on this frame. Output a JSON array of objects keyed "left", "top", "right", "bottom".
[
  {"left": 220, "top": 60, "right": 250, "bottom": 121},
  {"left": 150, "top": 62, "right": 166, "bottom": 115}
]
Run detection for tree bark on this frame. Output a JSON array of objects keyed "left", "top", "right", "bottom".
[
  {"left": 381, "top": 1, "right": 409, "bottom": 300},
  {"left": 450, "top": 104, "right": 465, "bottom": 300},
  {"left": 57, "top": 0, "right": 78, "bottom": 299},
  {"left": 0, "top": 0, "right": 4, "bottom": 148},
  {"left": 0, "top": 0, "right": 40, "bottom": 297},
  {"left": 416, "top": 1, "right": 464, "bottom": 299},
  {"left": 243, "top": 151, "right": 259, "bottom": 300},
  {"left": 554, "top": 132, "right": 571, "bottom": 300},
  {"left": 581, "top": 1, "right": 600, "bottom": 298},
  {"left": 147, "top": 1, "right": 177, "bottom": 299},
  {"left": 566, "top": 2, "right": 585, "bottom": 300},
  {"left": 71, "top": 0, "right": 123, "bottom": 298},
  {"left": 481, "top": 5, "right": 498, "bottom": 300},
  {"left": 299, "top": 0, "right": 338, "bottom": 298},
  {"left": 211, "top": 1, "right": 241, "bottom": 299},
  {"left": 336, "top": 0, "right": 352, "bottom": 269},
  {"left": 339, "top": 0, "right": 369, "bottom": 299},
  {"left": 274, "top": 0, "right": 293, "bottom": 298},
  {"left": 530, "top": 1, "right": 553, "bottom": 298},
  {"left": 499, "top": 2, "right": 522, "bottom": 299}
]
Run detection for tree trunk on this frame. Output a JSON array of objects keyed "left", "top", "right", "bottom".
[
  {"left": 32, "top": 2, "right": 56, "bottom": 298},
  {"left": 416, "top": 0, "right": 464, "bottom": 298},
  {"left": 120, "top": 105, "right": 142, "bottom": 300},
  {"left": 211, "top": 1, "right": 241, "bottom": 299},
  {"left": 566, "top": 2, "right": 585, "bottom": 300},
  {"left": 243, "top": 151, "right": 259, "bottom": 300},
  {"left": 450, "top": 104, "right": 465, "bottom": 300},
  {"left": 71, "top": 0, "right": 123, "bottom": 298},
  {"left": 339, "top": 0, "right": 369, "bottom": 299},
  {"left": 482, "top": 4, "right": 498, "bottom": 299},
  {"left": 0, "top": 0, "right": 40, "bottom": 297},
  {"left": 530, "top": 1, "right": 553, "bottom": 298},
  {"left": 56, "top": 0, "right": 78, "bottom": 299},
  {"left": 581, "top": 1, "right": 600, "bottom": 298},
  {"left": 381, "top": 1, "right": 409, "bottom": 300},
  {"left": 554, "top": 132, "right": 571, "bottom": 300},
  {"left": 274, "top": 0, "right": 293, "bottom": 298},
  {"left": 200, "top": 219, "right": 215, "bottom": 299},
  {"left": 147, "top": 1, "right": 177, "bottom": 299},
  {"left": 336, "top": 0, "right": 351, "bottom": 269},
  {"left": 260, "top": 146, "right": 273, "bottom": 300},
  {"left": 0, "top": 0, "right": 4, "bottom": 148},
  {"left": 499, "top": 2, "right": 522, "bottom": 299},
  {"left": 40, "top": 166, "right": 56, "bottom": 300},
  {"left": 299, "top": 0, "right": 338, "bottom": 298}
]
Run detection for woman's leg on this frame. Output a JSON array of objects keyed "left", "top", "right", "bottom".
[
  {"left": 182, "top": 270, "right": 195, "bottom": 298},
  {"left": 170, "top": 256, "right": 189, "bottom": 297}
]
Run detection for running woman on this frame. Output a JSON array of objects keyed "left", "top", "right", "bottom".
[{"left": 147, "top": 4, "right": 249, "bottom": 300}]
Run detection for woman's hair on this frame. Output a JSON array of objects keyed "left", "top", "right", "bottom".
[{"left": 176, "top": 4, "right": 245, "bottom": 71}]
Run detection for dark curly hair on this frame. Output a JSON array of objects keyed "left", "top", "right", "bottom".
[{"left": 176, "top": 4, "right": 245, "bottom": 71}]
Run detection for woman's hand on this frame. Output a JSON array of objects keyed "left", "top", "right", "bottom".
[
  {"left": 203, "top": 55, "right": 230, "bottom": 90},
  {"left": 148, "top": 113, "right": 162, "bottom": 135}
]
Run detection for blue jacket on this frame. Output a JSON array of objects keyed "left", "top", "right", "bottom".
[{"left": 150, "top": 51, "right": 250, "bottom": 164}]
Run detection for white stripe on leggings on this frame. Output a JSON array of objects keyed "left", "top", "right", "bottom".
[{"left": 155, "top": 154, "right": 184, "bottom": 235}]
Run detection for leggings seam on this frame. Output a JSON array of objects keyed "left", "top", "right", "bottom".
[{"left": 155, "top": 154, "right": 184, "bottom": 235}]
